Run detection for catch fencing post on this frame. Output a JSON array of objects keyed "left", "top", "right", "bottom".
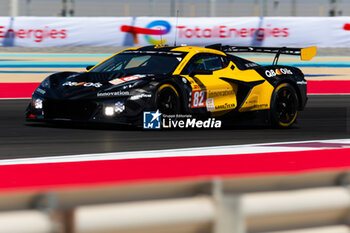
[
  {"left": 212, "top": 179, "right": 245, "bottom": 233},
  {"left": 33, "top": 193, "right": 75, "bottom": 233},
  {"left": 149, "top": 0, "right": 155, "bottom": 16},
  {"left": 291, "top": 0, "right": 297, "bottom": 16},
  {"left": 170, "top": 0, "right": 175, "bottom": 16},
  {"left": 9, "top": 0, "right": 19, "bottom": 16},
  {"left": 209, "top": 0, "right": 216, "bottom": 17}
]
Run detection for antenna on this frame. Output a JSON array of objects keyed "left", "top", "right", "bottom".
[{"left": 174, "top": 9, "right": 179, "bottom": 46}]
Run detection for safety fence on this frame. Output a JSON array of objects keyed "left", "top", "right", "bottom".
[
  {"left": 2, "top": 0, "right": 349, "bottom": 18},
  {"left": 1, "top": 171, "right": 350, "bottom": 233}
]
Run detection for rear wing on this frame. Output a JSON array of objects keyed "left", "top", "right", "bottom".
[{"left": 205, "top": 44, "right": 317, "bottom": 65}]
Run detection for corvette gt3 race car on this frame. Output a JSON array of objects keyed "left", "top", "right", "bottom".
[{"left": 26, "top": 44, "right": 316, "bottom": 128}]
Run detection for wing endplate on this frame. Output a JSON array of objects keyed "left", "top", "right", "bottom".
[{"left": 300, "top": 46, "right": 317, "bottom": 61}]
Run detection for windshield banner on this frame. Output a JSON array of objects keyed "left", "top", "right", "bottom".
[{"left": 0, "top": 17, "right": 350, "bottom": 47}]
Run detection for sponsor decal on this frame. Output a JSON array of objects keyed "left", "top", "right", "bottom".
[
  {"left": 296, "top": 81, "right": 307, "bottom": 85},
  {"left": 120, "top": 20, "right": 171, "bottom": 45},
  {"left": 97, "top": 91, "right": 130, "bottom": 97},
  {"left": 120, "top": 75, "right": 145, "bottom": 82},
  {"left": 265, "top": 68, "right": 293, "bottom": 77},
  {"left": 265, "top": 70, "right": 276, "bottom": 78},
  {"left": 0, "top": 25, "right": 67, "bottom": 43},
  {"left": 35, "top": 87, "right": 46, "bottom": 95},
  {"left": 245, "top": 63, "right": 259, "bottom": 68},
  {"left": 115, "top": 101, "right": 125, "bottom": 113},
  {"left": 207, "top": 89, "right": 234, "bottom": 98},
  {"left": 216, "top": 103, "right": 236, "bottom": 110},
  {"left": 62, "top": 81, "right": 102, "bottom": 88},
  {"left": 247, "top": 99, "right": 258, "bottom": 104},
  {"left": 240, "top": 103, "right": 268, "bottom": 111},
  {"left": 130, "top": 93, "right": 152, "bottom": 100},
  {"left": 109, "top": 79, "right": 124, "bottom": 85},
  {"left": 109, "top": 74, "right": 146, "bottom": 85},
  {"left": 191, "top": 90, "right": 206, "bottom": 108},
  {"left": 143, "top": 110, "right": 162, "bottom": 129},
  {"left": 176, "top": 25, "right": 289, "bottom": 42},
  {"left": 67, "top": 73, "right": 79, "bottom": 79},
  {"left": 275, "top": 69, "right": 282, "bottom": 75},
  {"left": 206, "top": 98, "right": 215, "bottom": 112},
  {"left": 280, "top": 68, "right": 293, "bottom": 75},
  {"left": 121, "top": 20, "right": 289, "bottom": 45},
  {"left": 344, "top": 23, "right": 350, "bottom": 31}
]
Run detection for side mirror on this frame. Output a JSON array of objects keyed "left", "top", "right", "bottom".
[
  {"left": 189, "top": 69, "right": 213, "bottom": 77},
  {"left": 86, "top": 65, "right": 94, "bottom": 71}
]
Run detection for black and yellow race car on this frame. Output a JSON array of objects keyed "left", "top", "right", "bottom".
[{"left": 26, "top": 44, "right": 316, "bottom": 128}]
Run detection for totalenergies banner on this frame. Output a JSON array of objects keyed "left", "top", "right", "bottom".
[{"left": 0, "top": 17, "right": 350, "bottom": 47}]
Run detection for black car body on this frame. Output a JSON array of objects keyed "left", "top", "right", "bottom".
[{"left": 26, "top": 44, "right": 316, "bottom": 128}]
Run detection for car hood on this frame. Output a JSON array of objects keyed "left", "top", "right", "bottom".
[{"left": 39, "top": 72, "right": 164, "bottom": 99}]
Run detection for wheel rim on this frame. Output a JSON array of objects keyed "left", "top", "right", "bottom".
[
  {"left": 156, "top": 88, "right": 179, "bottom": 114},
  {"left": 274, "top": 87, "right": 298, "bottom": 125}
]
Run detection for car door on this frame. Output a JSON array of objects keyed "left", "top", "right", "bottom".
[{"left": 180, "top": 53, "right": 238, "bottom": 115}]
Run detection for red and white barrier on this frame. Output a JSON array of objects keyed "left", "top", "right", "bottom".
[{"left": 1, "top": 17, "right": 350, "bottom": 47}]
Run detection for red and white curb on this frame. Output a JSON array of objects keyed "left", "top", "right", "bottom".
[
  {"left": 1, "top": 139, "right": 350, "bottom": 192},
  {"left": 2, "top": 138, "right": 350, "bottom": 166}
]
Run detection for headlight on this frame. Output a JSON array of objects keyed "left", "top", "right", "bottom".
[
  {"left": 32, "top": 98, "right": 43, "bottom": 109},
  {"left": 104, "top": 101, "right": 126, "bottom": 116},
  {"left": 104, "top": 106, "right": 115, "bottom": 116}
]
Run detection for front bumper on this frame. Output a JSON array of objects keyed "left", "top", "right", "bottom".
[{"left": 25, "top": 95, "right": 152, "bottom": 126}]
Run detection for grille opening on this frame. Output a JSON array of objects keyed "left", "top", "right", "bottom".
[{"left": 44, "top": 100, "right": 98, "bottom": 120}]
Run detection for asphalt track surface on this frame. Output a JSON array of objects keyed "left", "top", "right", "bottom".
[{"left": 0, "top": 95, "right": 349, "bottom": 160}]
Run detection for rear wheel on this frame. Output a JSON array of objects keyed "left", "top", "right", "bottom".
[
  {"left": 270, "top": 83, "right": 299, "bottom": 128},
  {"left": 155, "top": 84, "right": 181, "bottom": 114}
]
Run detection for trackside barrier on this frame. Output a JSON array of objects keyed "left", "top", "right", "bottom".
[
  {"left": 1, "top": 171, "right": 350, "bottom": 233},
  {"left": 0, "top": 211, "right": 51, "bottom": 233},
  {"left": 264, "top": 226, "right": 350, "bottom": 233},
  {"left": 75, "top": 197, "right": 215, "bottom": 233},
  {"left": 1, "top": 17, "right": 350, "bottom": 47}
]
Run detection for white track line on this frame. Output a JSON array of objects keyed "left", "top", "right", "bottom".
[{"left": 1, "top": 139, "right": 350, "bottom": 166}]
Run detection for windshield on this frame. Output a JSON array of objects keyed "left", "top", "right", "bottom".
[{"left": 91, "top": 51, "right": 187, "bottom": 75}]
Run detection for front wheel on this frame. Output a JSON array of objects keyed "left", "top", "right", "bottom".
[
  {"left": 155, "top": 84, "right": 181, "bottom": 115},
  {"left": 270, "top": 83, "right": 299, "bottom": 128}
]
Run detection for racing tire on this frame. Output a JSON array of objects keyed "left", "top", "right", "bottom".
[
  {"left": 270, "top": 83, "right": 299, "bottom": 128},
  {"left": 155, "top": 84, "right": 181, "bottom": 115}
]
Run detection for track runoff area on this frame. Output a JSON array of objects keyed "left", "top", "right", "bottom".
[{"left": 1, "top": 52, "right": 350, "bottom": 192}]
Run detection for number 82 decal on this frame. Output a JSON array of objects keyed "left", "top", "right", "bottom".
[{"left": 191, "top": 90, "right": 206, "bottom": 108}]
